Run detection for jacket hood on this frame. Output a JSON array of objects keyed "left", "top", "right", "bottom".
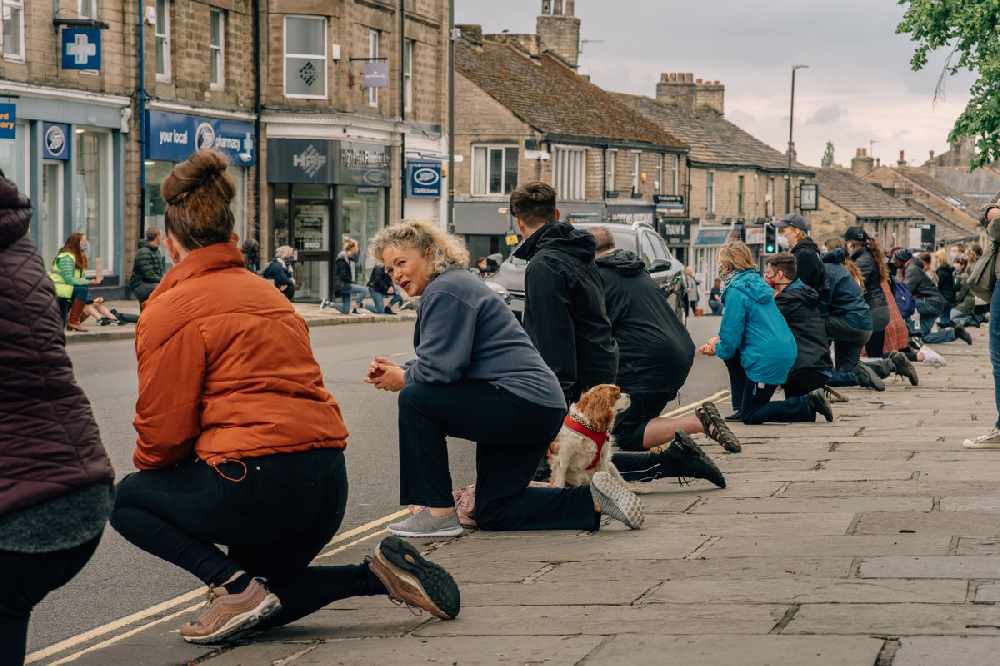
[
  {"left": 823, "top": 248, "right": 846, "bottom": 265},
  {"left": 514, "top": 221, "right": 596, "bottom": 263},
  {"left": 729, "top": 269, "right": 774, "bottom": 304},
  {"left": 779, "top": 278, "right": 820, "bottom": 304},
  {"left": 595, "top": 249, "right": 645, "bottom": 275},
  {"left": 795, "top": 237, "right": 821, "bottom": 254},
  {"left": 0, "top": 176, "right": 32, "bottom": 250},
  {"left": 938, "top": 264, "right": 955, "bottom": 275}
]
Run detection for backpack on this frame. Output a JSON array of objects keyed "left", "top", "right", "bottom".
[{"left": 891, "top": 278, "right": 916, "bottom": 319}]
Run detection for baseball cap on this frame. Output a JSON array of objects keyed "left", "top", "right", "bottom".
[
  {"left": 894, "top": 248, "right": 913, "bottom": 263},
  {"left": 843, "top": 226, "right": 867, "bottom": 242},
  {"left": 773, "top": 213, "right": 810, "bottom": 232}
]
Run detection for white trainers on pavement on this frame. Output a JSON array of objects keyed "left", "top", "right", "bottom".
[
  {"left": 590, "top": 471, "right": 644, "bottom": 530},
  {"left": 921, "top": 347, "right": 946, "bottom": 367},
  {"left": 963, "top": 429, "right": 1000, "bottom": 449}
]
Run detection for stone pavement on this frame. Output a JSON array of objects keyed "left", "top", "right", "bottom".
[
  {"left": 38, "top": 327, "right": 1000, "bottom": 665},
  {"left": 62, "top": 301, "right": 416, "bottom": 345}
]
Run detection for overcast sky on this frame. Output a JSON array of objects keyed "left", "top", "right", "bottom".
[{"left": 456, "top": 0, "right": 976, "bottom": 169}]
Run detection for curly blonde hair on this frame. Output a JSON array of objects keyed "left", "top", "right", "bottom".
[
  {"left": 369, "top": 220, "right": 470, "bottom": 276},
  {"left": 718, "top": 241, "right": 755, "bottom": 275}
]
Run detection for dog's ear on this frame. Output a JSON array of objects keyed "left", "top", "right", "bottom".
[{"left": 579, "top": 384, "right": 619, "bottom": 431}]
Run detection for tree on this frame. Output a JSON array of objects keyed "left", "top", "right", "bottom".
[{"left": 897, "top": 0, "right": 1000, "bottom": 169}]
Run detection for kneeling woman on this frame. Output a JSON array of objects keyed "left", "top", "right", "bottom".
[
  {"left": 365, "top": 221, "right": 643, "bottom": 537},
  {"left": 111, "top": 150, "right": 459, "bottom": 646}
]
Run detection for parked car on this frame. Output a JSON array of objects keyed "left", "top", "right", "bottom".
[{"left": 487, "top": 220, "right": 684, "bottom": 321}]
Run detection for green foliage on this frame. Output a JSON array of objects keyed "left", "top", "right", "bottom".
[{"left": 897, "top": 0, "right": 1000, "bottom": 169}]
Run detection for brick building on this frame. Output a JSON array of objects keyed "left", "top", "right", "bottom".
[{"left": 453, "top": 5, "right": 687, "bottom": 261}]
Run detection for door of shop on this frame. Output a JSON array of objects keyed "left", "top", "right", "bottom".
[
  {"left": 272, "top": 183, "right": 337, "bottom": 303},
  {"left": 40, "top": 161, "right": 64, "bottom": 267}
]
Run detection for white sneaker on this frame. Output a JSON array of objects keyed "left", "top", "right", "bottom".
[
  {"left": 963, "top": 429, "right": 1000, "bottom": 449},
  {"left": 921, "top": 347, "right": 946, "bottom": 367}
]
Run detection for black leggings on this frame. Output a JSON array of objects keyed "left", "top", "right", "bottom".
[
  {"left": 0, "top": 536, "right": 101, "bottom": 666},
  {"left": 110, "top": 448, "right": 386, "bottom": 629}
]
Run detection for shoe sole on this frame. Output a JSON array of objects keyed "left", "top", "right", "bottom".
[
  {"left": 675, "top": 431, "right": 726, "bottom": 489},
  {"left": 181, "top": 593, "right": 281, "bottom": 645},
  {"left": 857, "top": 366, "right": 886, "bottom": 392},
  {"left": 697, "top": 402, "right": 742, "bottom": 453},
  {"left": 591, "top": 472, "right": 644, "bottom": 530},
  {"left": 387, "top": 524, "right": 464, "bottom": 539},
  {"left": 370, "top": 536, "right": 461, "bottom": 620}
]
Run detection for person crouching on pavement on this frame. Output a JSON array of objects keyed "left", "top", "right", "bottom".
[
  {"left": 262, "top": 245, "right": 297, "bottom": 300},
  {"left": 110, "top": 150, "right": 461, "bottom": 646},
  {"left": 0, "top": 173, "right": 115, "bottom": 666},
  {"left": 774, "top": 213, "right": 826, "bottom": 293},
  {"left": 700, "top": 242, "right": 829, "bottom": 425},
  {"left": 365, "top": 220, "right": 644, "bottom": 536},
  {"left": 129, "top": 227, "right": 166, "bottom": 310},
  {"left": 896, "top": 248, "right": 972, "bottom": 346}
]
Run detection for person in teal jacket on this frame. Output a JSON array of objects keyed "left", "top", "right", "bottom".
[{"left": 700, "top": 242, "right": 832, "bottom": 425}]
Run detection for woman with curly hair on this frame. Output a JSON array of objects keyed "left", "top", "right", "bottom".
[{"left": 365, "top": 220, "right": 643, "bottom": 537}]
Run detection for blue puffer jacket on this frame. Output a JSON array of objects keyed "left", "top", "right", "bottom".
[
  {"left": 716, "top": 269, "right": 797, "bottom": 385},
  {"left": 822, "top": 249, "right": 872, "bottom": 331}
]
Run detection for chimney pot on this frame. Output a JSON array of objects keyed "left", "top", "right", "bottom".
[
  {"left": 696, "top": 78, "right": 703, "bottom": 84},
  {"left": 876, "top": 158, "right": 881, "bottom": 167}
]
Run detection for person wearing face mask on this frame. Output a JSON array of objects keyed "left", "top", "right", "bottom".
[
  {"left": 262, "top": 245, "right": 297, "bottom": 300},
  {"left": 49, "top": 232, "right": 118, "bottom": 331},
  {"left": 110, "top": 150, "right": 462, "bottom": 645},
  {"left": 773, "top": 214, "right": 826, "bottom": 294}
]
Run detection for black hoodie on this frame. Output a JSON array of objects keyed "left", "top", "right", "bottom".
[
  {"left": 791, "top": 237, "right": 826, "bottom": 294},
  {"left": 514, "top": 221, "right": 618, "bottom": 404},
  {"left": 596, "top": 249, "right": 695, "bottom": 395},
  {"left": 774, "top": 279, "right": 833, "bottom": 374}
]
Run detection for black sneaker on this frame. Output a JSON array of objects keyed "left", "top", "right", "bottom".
[
  {"left": 889, "top": 351, "right": 919, "bottom": 386},
  {"left": 724, "top": 412, "right": 743, "bottom": 422},
  {"left": 864, "top": 358, "right": 893, "bottom": 379},
  {"left": 909, "top": 338, "right": 923, "bottom": 351},
  {"left": 854, "top": 364, "right": 886, "bottom": 392},
  {"left": 369, "top": 536, "right": 461, "bottom": 620},
  {"left": 695, "top": 401, "right": 742, "bottom": 453},
  {"left": 660, "top": 431, "right": 726, "bottom": 488},
  {"left": 955, "top": 326, "right": 973, "bottom": 345},
  {"left": 807, "top": 389, "right": 834, "bottom": 423}
]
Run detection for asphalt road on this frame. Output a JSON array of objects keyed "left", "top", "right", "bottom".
[{"left": 27, "top": 316, "right": 728, "bottom": 652}]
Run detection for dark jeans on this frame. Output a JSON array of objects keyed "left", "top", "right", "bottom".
[
  {"left": 0, "top": 536, "right": 101, "bottom": 666},
  {"left": 398, "top": 381, "right": 599, "bottom": 531},
  {"left": 826, "top": 317, "right": 872, "bottom": 371},
  {"left": 110, "top": 448, "right": 386, "bottom": 629},
  {"left": 865, "top": 329, "right": 887, "bottom": 358},
  {"left": 709, "top": 300, "right": 722, "bottom": 315},
  {"left": 992, "top": 281, "right": 1000, "bottom": 428},
  {"left": 612, "top": 391, "right": 675, "bottom": 452},
  {"left": 784, "top": 368, "right": 830, "bottom": 398},
  {"left": 133, "top": 281, "right": 158, "bottom": 304},
  {"left": 915, "top": 299, "right": 956, "bottom": 344},
  {"left": 726, "top": 356, "right": 814, "bottom": 425}
]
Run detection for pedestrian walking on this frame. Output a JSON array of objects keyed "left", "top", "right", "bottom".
[
  {"left": 684, "top": 266, "right": 700, "bottom": 318},
  {"left": 262, "top": 245, "right": 296, "bottom": 300},
  {"left": 774, "top": 213, "right": 826, "bottom": 293},
  {"left": 129, "top": 227, "right": 167, "bottom": 310},
  {"left": 699, "top": 242, "right": 832, "bottom": 425},
  {"left": 365, "top": 220, "right": 643, "bottom": 534},
  {"left": 896, "top": 249, "right": 972, "bottom": 345},
  {"left": 0, "top": 173, "right": 115, "bottom": 666},
  {"left": 109, "top": 150, "right": 460, "bottom": 645}
]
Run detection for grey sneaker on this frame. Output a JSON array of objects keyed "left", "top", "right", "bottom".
[
  {"left": 963, "top": 429, "right": 1000, "bottom": 449},
  {"left": 590, "top": 471, "right": 643, "bottom": 530},
  {"left": 388, "top": 509, "right": 464, "bottom": 538}
]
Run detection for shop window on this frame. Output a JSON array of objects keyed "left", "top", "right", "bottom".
[
  {"left": 554, "top": 146, "right": 585, "bottom": 201},
  {"left": 767, "top": 177, "right": 775, "bottom": 217},
  {"left": 210, "top": 8, "right": 225, "bottom": 90},
  {"left": 655, "top": 154, "right": 662, "bottom": 193},
  {"left": 0, "top": 122, "right": 27, "bottom": 190},
  {"left": 404, "top": 38, "right": 414, "bottom": 114},
  {"left": 706, "top": 172, "right": 715, "bottom": 215},
  {"left": 73, "top": 129, "right": 112, "bottom": 275},
  {"left": 630, "top": 151, "right": 641, "bottom": 196},
  {"left": 284, "top": 16, "right": 327, "bottom": 99},
  {"left": 738, "top": 175, "right": 745, "bottom": 214},
  {"left": 342, "top": 185, "right": 386, "bottom": 281},
  {"left": 367, "top": 29, "right": 380, "bottom": 108},
  {"left": 272, "top": 184, "right": 290, "bottom": 249},
  {"left": 78, "top": 0, "right": 97, "bottom": 19},
  {"left": 155, "top": 0, "right": 171, "bottom": 81},
  {"left": 472, "top": 145, "right": 518, "bottom": 196},
  {"left": 605, "top": 150, "right": 616, "bottom": 194},
  {"left": 2, "top": 0, "right": 25, "bottom": 62}
]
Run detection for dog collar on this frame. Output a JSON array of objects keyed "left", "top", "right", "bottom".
[{"left": 563, "top": 414, "right": 609, "bottom": 470}]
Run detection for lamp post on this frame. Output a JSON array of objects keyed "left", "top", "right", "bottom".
[{"left": 785, "top": 64, "right": 809, "bottom": 215}]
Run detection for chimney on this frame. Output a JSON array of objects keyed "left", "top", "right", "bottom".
[
  {"left": 694, "top": 78, "right": 725, "bottom": 116},
  {"left": 897, "top": 150, "right": 907, "bottom": 167},
  {"left": 656, "top": 73, "right": 696, "bottom": 112},
  {"left": 457, "top": 24, "right": 483, "bottom": 46},
  {"left": 851, "top": 147, "right": 875, "bottom": 177},
  {"left": 536, "top": 0, "right": 581, "bottom": 69},
  {"left": 928, "top": 150, "right": 936, "bottom": 178}
]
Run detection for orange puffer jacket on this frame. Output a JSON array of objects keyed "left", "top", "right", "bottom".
[{"left": 132, "top": 242, "right": 348, "bottom": 470}]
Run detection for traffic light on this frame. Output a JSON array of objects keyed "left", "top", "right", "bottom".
[{"left": 764, "top": 223, "right": 777, "bottom": 254}]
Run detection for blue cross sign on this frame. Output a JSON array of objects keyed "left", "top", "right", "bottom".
[{"left": 61, "top": 29, "right": 101, "bottom": 70}]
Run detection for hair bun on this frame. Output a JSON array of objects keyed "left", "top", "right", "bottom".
[{"left": 161, "top": 149, "right": 231, "bottom": 205}]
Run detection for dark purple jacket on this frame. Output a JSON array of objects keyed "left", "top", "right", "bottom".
[{"left": 0, "top": 180, "right": 113, "bottom": 517}]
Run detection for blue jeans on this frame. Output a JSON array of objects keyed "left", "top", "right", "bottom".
[
  {"left": 335, "top": 285, "right": 376, "bottom": 314},
  {"left": 991, "top": 282, "right": 1000, "bottom": 427},
  {"left": 915, "top": 299, "right": 956, "bottom": 344},
  {"left": 725, "top": 356, "right": 815, "bottom": 425},
  {"left": 709, "top": 300, "right": 722, "bottom": 315}
]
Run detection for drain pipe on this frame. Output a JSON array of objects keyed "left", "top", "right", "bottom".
[
  {"left": 136, "top": 0, "right": 146, "bottom": 239},
  {"left": 252, "top": 0, "right": 262, "bottom": 245},
  {"left": 398, "top": 0, "right": 406, "bottom": 221}
]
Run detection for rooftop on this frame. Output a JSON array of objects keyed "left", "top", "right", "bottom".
[{"left": 816, "top": 168, "right": 923, "bottom": 220}]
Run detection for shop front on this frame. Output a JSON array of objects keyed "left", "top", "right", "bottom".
[
  {"left": 692, "top": 225, "right": 733, "bottom": 294},
  {"left": 267, "top": 138, "right": 390, "bottom": 302},
  {"left": 144, "top": 110, "right": 255, "bottom": 245},
  {"left": 655, "top": 194, "right": 689, "bottom": 263},
  {"left": 0, "top": 89, "right": 128, "bottom": 288},
  {"left": 453, "top": 200, "right": 521, "bottom": 261},
  {"left": 606, "top": 202, "right": 655, "bottom": 227}
]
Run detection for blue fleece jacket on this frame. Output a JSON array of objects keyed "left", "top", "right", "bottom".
[
  {"left": 715, "top": 269, "right": 797, "bottom": 385},
  {"left": 404, "top": 268, "right": 566, "bottom": 410}
]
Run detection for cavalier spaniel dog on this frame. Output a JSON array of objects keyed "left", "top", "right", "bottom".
[{"left": 548, "top": 384, "right": 630, "bottom": 488}]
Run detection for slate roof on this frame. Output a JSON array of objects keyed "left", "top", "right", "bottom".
[
  {"left": 456, "top": 39, "right": 687, "bottom": 150},
  {"left": 612, "top": 93, "right": 813, "bottom": 174},
  {"left": 904, "top": 199, "right": 980, "bottom": 243},
  {"left": 896, "top": 167, "right": 984, "bottom": 212},
  {"left": 816, "top": 168, "right": 923, "bottom": 220}
]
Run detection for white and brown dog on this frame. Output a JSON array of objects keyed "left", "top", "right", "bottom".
[{"left": 548, "top": 384, "right": 630, "bottom": 488}]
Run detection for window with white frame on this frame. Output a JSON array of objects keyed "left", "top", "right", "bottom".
[
  {"left": 472, "top": 145, "right": 518, "bottom": 195},
  {"left": 655, "top": 154, "right": 663, "bottom": 193},
  {"left": 631, "top": 151, "right": 641, "bottom": 194},
  {"left": 671, "top": 154, "right": 679, "bottom": 195},
  {"left": 554, "top": 146, "right": 586, "bottom": 200},
  {"left": 210, "top": 8, "right": 225, "bottom": 90},
  {"left": 706, "top": 172, "right": 715, "bottom": 214},
  {"left": 3, "top": 0, "right": 26, "bottom": 61},
  {"left": 767, "top": 177, "right": 775, "bottom": 216},
  {"left": 368, "top": 29, "right": 380, "bottom": 107},
  {"left": 737, "top": 175, "right": 745, "bottom": 214},
  {"left": 79, "top": 0, "right": 98, "bottom": 19},
  {"left": 605, "top": 150, "right": 616, "bottom": 193},
  {"left": 154, "top": 0, "right": 170, "bottom": 80},
  {"left": 284, "top": 16, "right": 327, "bottom": 98},
  {"left": 404, "top": 38, "right": 414, "bottom": 114}
]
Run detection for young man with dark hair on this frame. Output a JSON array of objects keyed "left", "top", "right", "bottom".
[{"left": 129, "top": 227, "right": 166, "bottom": 309}]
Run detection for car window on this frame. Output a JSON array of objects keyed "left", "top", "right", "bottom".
[
  {"left": 610, "top": 228, "right": 635, "bottom": 254},
  {"left": 638, "top": 232, "right": 658, "bottom": 269},
  {"left": 646, "top": 230, "right": 671, "bottom": 262}
]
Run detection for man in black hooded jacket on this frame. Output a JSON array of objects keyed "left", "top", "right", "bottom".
[{"left": 511, "top": 182, "right": 618, "bottom": 406}]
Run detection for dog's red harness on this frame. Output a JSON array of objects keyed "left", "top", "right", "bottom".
[{"left": 563, "top": 414, "right": 609, "bottom": 470}]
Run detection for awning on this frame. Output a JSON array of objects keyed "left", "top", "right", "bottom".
[{"left": 694, "top": 227, "right": 732, "bottom": 247}]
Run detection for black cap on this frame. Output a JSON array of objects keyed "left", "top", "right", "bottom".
[
  {"left": 894, "top": 248, "right": 913, "bottom": 263},
  {"left": 773, "top": 213, "right": 810, "bottom": 232},
  {"left": 843, "top": 226, "right": 867, "bottom": 242}
]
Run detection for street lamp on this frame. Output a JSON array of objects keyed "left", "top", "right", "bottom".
[{"left": 785, "top": 64, "right": 809, "bottom": 215}]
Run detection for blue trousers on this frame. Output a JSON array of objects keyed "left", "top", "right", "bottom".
[{"left": 914, "top": 299, "right": 956, "bottom": 344}]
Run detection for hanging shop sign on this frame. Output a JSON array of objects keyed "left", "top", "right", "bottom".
[
  {"left": 61, "top": 28, "right": 101, "bottom": 70},
  {"left": 0, "top": 104, "right": 16, "bottom": 140},
  {"left": 658, "top": 218, "right": 690, "bottom": 245},
  {"left": 799, "top": 183, "right": 819, "bottom": 211},
  {"left": 406, "top": 160, "right": 441, "bottom": 198},
  {"left": 42, "top": 123, "right": 71, "bottom": 160},
  {"left": 146, "top": 111, "right": 255, "bottom": 166},
  {"left": 362, "top": 62, "right": 390, "bottom": 89},
  {"left": 654, "top": 194, "right": 685, "bottom": 215}
]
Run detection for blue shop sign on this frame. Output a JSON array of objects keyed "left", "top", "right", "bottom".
[
  {"left": 146, "top": 111, "right": 255, "bottom": 166},
  {"left": 42, "top": 123, "right": 71, "bottom": 160},
  {"left": 61, "top": 28, "right": 101, "bottom": 70},
  {"left": 407, "top": 160, "right": 441, "bottom": 198},
  {"left": 0, "top": 104, "right": 15, "bottom": 140}
]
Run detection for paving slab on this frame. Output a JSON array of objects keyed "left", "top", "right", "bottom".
[
  {"left": 456, "top": 579, "right": 656, "bottom": 606},
  {"left": 940, "top": 496, "right": 1000, "bottom": 512},
  {"left": 780, "top": 480, "right": 1000, "bottom": 498},
  {"left": 973, "top": 581, "right": 1000, "bottom": 602},
  {"left": 894, "top": 637, "right": 1000, "bottom": 666},
  {"left": 852, "top": 511, "right": 1000, "bottom": 536},
  {"left": 956, "top": 537, "right": 1000, "bottom": 556},
  {"left": 701, "top": 534, "right": 952, "bottom": 558},
  {"left": 543, "top": 557, "right": 854, "bottom": 583},
  {"left": 432, "top": 532, "right": 707, "bottom": 562},
  {"left": 786, "top": 603, "right": 1000, "bottom": 636},
  {"left": 691, "top": 496, "right": 932, "bottom": 514},
  {"left": 645, "top": 577, "right": 965, "bottom": 604},
  {"left": 582, "top": 636, "right": 884, "bottom": 666},
  {"left": 646, "top": 512, "right": 856, "bottom": 537},
  {"left": 858, "top": 556, "right": 1000, "bottom": 579}
]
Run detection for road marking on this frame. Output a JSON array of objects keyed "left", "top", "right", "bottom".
[{"left": 25, "top": 510, "right": 408, "bottom": 664}]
